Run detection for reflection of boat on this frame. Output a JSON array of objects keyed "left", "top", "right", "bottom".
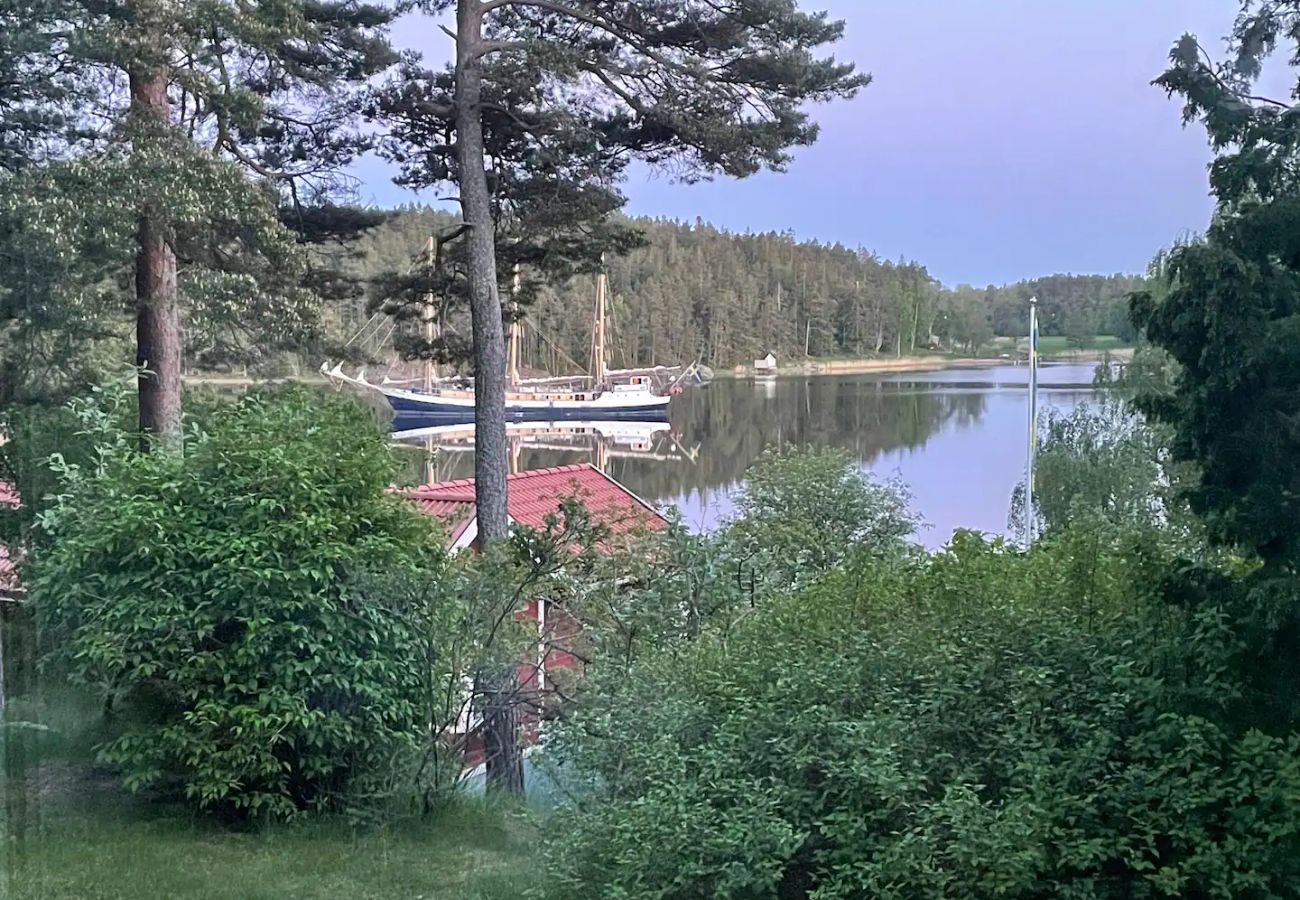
[
  {"left": 394, "top": 418, "right": 697, "bottom": 485},
  {"left": 326, "top": 257, "right": 700, "bottom": 422},
  {"left": 393, "top": 419, "right": 672, "bottom": 451}
]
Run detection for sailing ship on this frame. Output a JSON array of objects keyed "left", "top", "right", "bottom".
[{"left": 326, "top": 262, "right": 704, "bottom": 423}]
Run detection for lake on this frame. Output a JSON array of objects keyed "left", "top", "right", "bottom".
[{"left": 395, "top": 362, "right": 1102, "bottom": 547}]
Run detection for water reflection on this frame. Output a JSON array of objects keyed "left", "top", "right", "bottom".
[
  {"left": 393, "top": 364, "right": 1100, "bottom": 546},
  {"left": 393, "top": 419, "right": 696, "bottom": 487}
]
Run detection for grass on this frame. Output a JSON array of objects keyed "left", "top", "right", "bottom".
[
  {"left": 0, "top": 675, "right": 534, "bottom": 900},
  {"left": 988, "top": 334, "right": 1130, "bottom": 354},
  {"left": 1036, "top": 334, "right": 1127, "bottom": 354},
  {"left": 1, "top": 772, "right": 535, "bottom": 900}
]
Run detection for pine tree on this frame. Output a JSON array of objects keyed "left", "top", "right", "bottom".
[
  {"left": 397, "top": 0, "right": 869, "bottom": 545},
  {"left": 0, "top": 0, "right": 398, "bottom": 440}
]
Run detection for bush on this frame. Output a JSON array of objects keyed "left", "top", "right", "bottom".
[
  {"left": 540, "top": 532, "right": 1300, "bottom": 899},
  {"left": 1010, "top": 398, "right": 1201, "bottom": 550},
  {"left": 31, "top": 386, "right": 447, "bottom": 819},
  {"left": 717, "top": 447, "right": 916, "bottom": 601}
]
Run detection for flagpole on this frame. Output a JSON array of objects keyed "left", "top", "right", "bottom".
[{"left": 1025, "top": 296, "right": 1039, "bottom": 544}]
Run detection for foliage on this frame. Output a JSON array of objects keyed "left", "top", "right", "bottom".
[
  {"left": 320, "top": 207, "right": 1140, "bottom": 371},
  {"left": 0, "top": 138, "right": 327, "bottom": 396},
  {"left": 1140, "top": 1, "right": 1300, "bottom": 568},
  {"left": 1131, "top": 197, "right": 1300, "bottom": 566},
  {"left": 0, "top": 0, "right": 399, "bottom": 403},
  {"left": 0, "top": 0, "right": 87, "bottom": 174},
  {"left": 459, "top": 0, "right": 869, "bottom": 177},
  {"left": 554, "top": 448, "right": 915, "bottom": 694},
  {"left": 29, "top": 385, "right": 447, "bottom": 819},
  {"left": 343, "top": 497, "right": 615, "bottom": 814},
  {"left": 540, "top": 532, "right": 1300, "bottom": 899},
  {"left": 1010, "top": 398, "right": 1201, "bottom": 549},
  {"left": 370, "top": 0, "right": 870, "bottom": 369},
  {"left": 370, "top": 55, "right": 645, "bottom": 366},
  {"left": 718, "top": 447, "right": 916, "bottom": 601},
  {"left": 1155, "top": 1, "right": 1300, "bottom": 206}
]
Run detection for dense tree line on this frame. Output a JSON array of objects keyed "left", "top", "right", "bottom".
[{"left": 329, "top": 207, "right": 1142, "bottom": 372}]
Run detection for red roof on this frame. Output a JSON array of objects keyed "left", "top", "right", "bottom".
[{"left": 404, "top": 464, "right": 666, "bottom": 547}]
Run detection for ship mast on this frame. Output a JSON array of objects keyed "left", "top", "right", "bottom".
[
  {"left": 421, "top": 237, "right": 436, "bottom": 394},
  {"left": 507, "top": 266, "right": 522, "bottom": 388},
  {"left": 593, "top": 261, "right": 608, "bottom": 387}
]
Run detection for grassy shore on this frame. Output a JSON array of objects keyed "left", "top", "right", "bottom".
[{"left": 726, "top": 336, "right": 1133, "bottom": 378}]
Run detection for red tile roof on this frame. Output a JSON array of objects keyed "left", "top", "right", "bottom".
[{"left": 404, "top": 464, "right": 666, "bottom": 546}]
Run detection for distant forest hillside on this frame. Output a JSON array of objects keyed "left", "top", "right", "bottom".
[{"left": 326, "top": 207, "right": 1143, "bottom": 372}]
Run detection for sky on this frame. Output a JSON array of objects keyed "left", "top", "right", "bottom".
[{"left": 350, "top": 1, "right": 1241, "bottom": 287}]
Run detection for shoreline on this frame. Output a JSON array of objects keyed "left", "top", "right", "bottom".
[
  {"left": 183, "top": 347, "right": 1133, "bottom": 388},
  {"left": 729, "top": 347, "right": 1133, "bottom": 378}
]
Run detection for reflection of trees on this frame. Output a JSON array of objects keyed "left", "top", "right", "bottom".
[
  {"left": 391, "top": 377, "right": 988, "bottom": 502},
  {"left": 617, "top": 377, "right": 987, "bottom": 501}
]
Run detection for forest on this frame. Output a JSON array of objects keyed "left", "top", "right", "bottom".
[
  {"left": 328, "top": 207, "right": 1143, "bottom": 373},
  {"left": 0, "top": 193, "right": 1142, "bottom": 402}
]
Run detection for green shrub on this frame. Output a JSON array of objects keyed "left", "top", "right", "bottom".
[
  {"left": 718, "top": 446, "right": 916, "bottom": 601},
  {"left": 1010, "top": 398, "right": 1202, "bottom": 551},
  {"left": 30, "top": 386, "right": 447, "bottom": 819},
  {"left": 540, "top": 532, "right": 1300, "bottom": 899}
]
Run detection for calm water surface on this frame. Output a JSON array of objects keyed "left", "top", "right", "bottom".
[{"left": 397, "top": 363, "right": 1100, "bottom": 547}]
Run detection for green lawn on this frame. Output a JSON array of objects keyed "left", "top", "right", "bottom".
[
  {"left": 0, "top": 682, "right": 534, "bottom": 900},
  {"left": 989, "top": 334, "right": 1130, "bottom": 354},
  {"left": 1, "top": 775, "right": 534, "bottom": 900},
  {"left": 1035, "top": 334, "right": 1127, "bottom": 353}
]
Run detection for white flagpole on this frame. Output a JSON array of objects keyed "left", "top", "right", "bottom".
[{"left": 1025, "top": 296, "right": 1039, "bottom": 544}]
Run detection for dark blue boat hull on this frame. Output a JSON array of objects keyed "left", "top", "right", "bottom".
[{"left": 387, "top": 395, "right": 670, "bottom": 430}]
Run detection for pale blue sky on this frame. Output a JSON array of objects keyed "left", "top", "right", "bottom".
[{"left": 351, "top": 1, "right": 1240, "bottom": 286}]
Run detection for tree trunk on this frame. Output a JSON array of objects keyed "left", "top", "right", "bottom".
[
  {"left": 478, "top": 674, "right": 524, "bottom": 797},
  {"left": 909, "top": 292, "right": 921, "bottom": 354},
  {"left": 130, "top": 64, "right": 182, "bottom": 449},
  {"left": 456, "top": 0, "right": 508, "bottom": 542},
  {"left": 456, "top": 1, "right": 520, "bottom": 797}
]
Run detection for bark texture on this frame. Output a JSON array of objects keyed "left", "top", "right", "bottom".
[
  {"left": 455, "top": 0, "right": 509, "bottom": 542},
  {"left": 130, "top": 62, "right": 182, "bottom": 449},
  {"left": 457, "top": 0, "right": 519, "bottom": 796},
  {"left": 478, "top": 676, "right": 525, "bottom": 796}
]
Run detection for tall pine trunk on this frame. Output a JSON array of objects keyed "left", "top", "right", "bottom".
[
  {"left": 456, "top": 0, "right": 519, "bottom": 797},
  {"left": 129, "top": 60, "right": 181, "bottom": 449},
  {"left": 456, "top": 0, "right": 508, "bottom": 542}
]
